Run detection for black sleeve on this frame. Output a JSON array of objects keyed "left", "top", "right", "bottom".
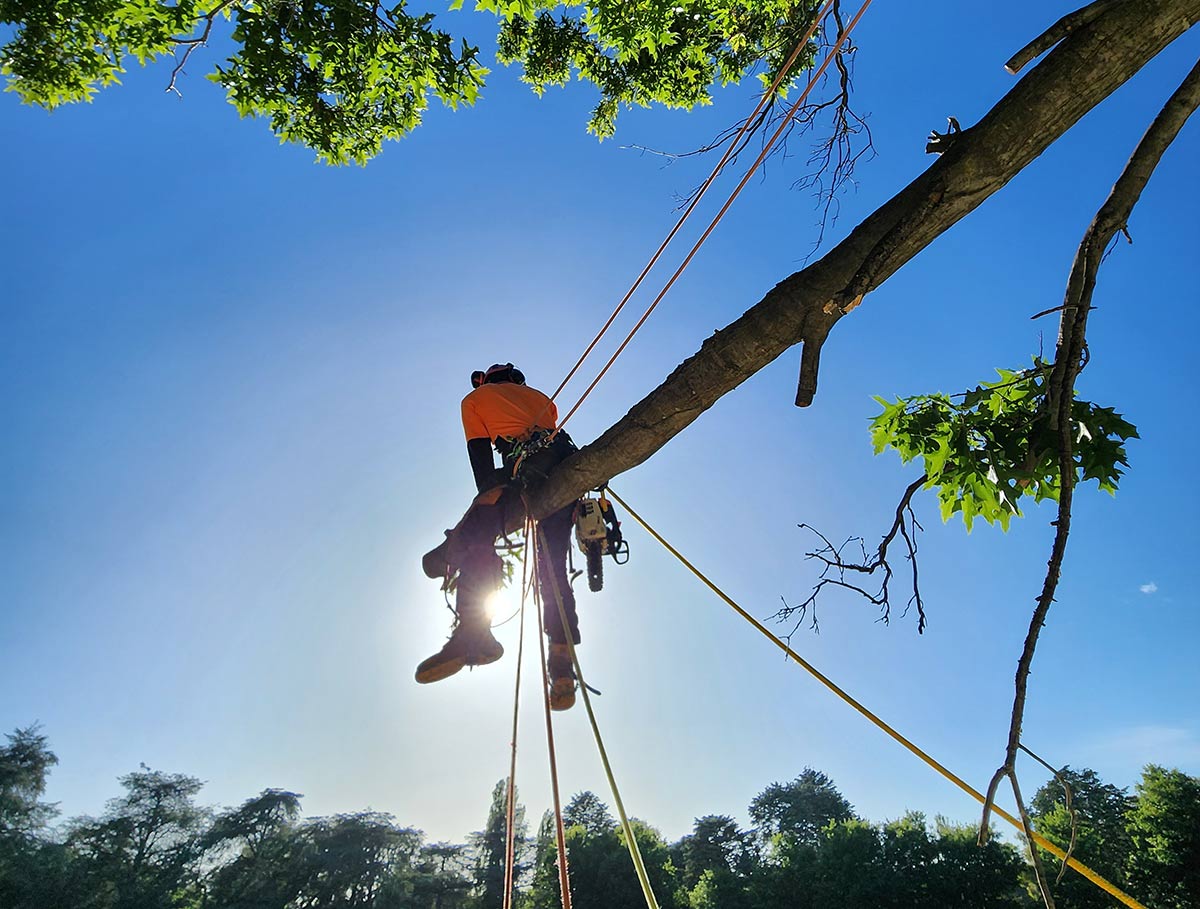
[{"left": 467, "top": 437, "right": 500, "bottom": 493}]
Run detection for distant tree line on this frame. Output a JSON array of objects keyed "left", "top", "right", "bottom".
[{"left": 1, "top": 726, "right": 1196, "bottom": 908}]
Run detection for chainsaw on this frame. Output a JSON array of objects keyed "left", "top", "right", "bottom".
[{"left": 573, "top": 490, "right": 629, "bottom": 592}]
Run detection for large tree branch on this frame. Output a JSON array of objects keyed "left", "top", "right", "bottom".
[
  {"left": 976, "top": 55, "right": 1200, "bottom": 908},
  {"left": 524, "top": 0, "right": 1199, "bottom": 521}
]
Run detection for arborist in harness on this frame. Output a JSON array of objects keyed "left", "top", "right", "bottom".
[{"left": 417, "top": 363, "right": 582, "bottom": 711}]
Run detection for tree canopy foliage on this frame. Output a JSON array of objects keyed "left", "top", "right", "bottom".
[
  {"left": 7, "top": 727, "right": 1196, "bottom": 908},
  {"left": 0, "top": 0, "right": 821, "bottom": 162}
]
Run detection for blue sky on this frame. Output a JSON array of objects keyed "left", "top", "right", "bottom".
[{"left": 2, "top": 1, "right": 1198, "bottom": 848}]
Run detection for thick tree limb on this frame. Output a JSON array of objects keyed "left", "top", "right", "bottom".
[
  {"left": 520, "top": 0, "right": 1199, "bottom": 522},
  {"left": 976, "top": 53, "right": 1200, "bottom": 909},
  {"left": 1004, "top": 0, "right": 1123, "bottom": 75}
]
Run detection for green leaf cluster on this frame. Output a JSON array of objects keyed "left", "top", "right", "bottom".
[
  {"left": 495, "top": 0, "right": 822, "bottom": 138},
  {"left": 3, "top": 0, "right": 821, "bottom": 160},
  {"left": 214, "top": 1, "right": 487, "bottom": 164},
  {"left": 0, "top": 0, "right": 200, "bottom": 107},
  {"left": 869, "top": 361, "right": 1138, "bottom": 531}
]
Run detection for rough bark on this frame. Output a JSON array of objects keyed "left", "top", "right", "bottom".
[
  {"left": 1004, "top": 0, "right": 1123, "bottom": 75},
  {"left": 520, "top": 0, "right": 1199, "bottom": 521}
]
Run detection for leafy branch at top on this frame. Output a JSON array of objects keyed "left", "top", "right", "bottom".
[{"left": 2, "top": 0, "right": 826, "bottom": 162}]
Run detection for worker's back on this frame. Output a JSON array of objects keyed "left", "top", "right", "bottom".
[{"left": 461, "top": 382, "right": 558, "bottom": 443}]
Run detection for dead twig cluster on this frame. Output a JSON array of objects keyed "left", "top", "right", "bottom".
[
  {"left": 775, "top": 474, "right": 927, "bottom": 636},
  {"left": 623, "top": 0, "right": 875, "bottom": 249}
]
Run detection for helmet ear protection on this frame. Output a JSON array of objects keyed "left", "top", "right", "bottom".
[{"left": 479, "top": 363, "right": 525, "bottom": 386}]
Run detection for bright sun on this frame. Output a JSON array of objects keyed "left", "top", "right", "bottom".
[{"left": 485, "top": 584, "right": 525, "bottom": 623}]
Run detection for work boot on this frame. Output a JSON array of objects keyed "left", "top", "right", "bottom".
[
  {"left": 415, "top": 619, "right": 503, "bottom": 684},
  {"left": 547, "top": 642, "right": 576, "bottom": 711},
  {"left": 417, "top": 544, "right": 505, "bottom": 684}
]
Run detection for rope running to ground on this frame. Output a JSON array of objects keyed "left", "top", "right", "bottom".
[
  {"left": 555, "top": 0, "right": 875, "bottom": 433},
  {"left": 529, "top": 522, "right": 575, "bottom": 909},
  {"left": 604, "top": 486, "right": 1149, "bottom": 909},
  {"left": 548, "top": 0, "right": 836, "bottom": 405},
  {"left": 534, "top": 520, "right": 662, "bottom": 909},
  {"left": 501, "top": 520, "right": 535, "bottom": 909}
]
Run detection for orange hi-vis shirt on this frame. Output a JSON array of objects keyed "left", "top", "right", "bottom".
[{"left": 462, "top": 383, "right": 559, "bottom": 443}]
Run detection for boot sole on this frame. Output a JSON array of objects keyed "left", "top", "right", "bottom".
[
  {"left": 415, "top": 644, "right": 503, "bottom": 684},
  {"left": 549, "top": 679, "right": 576, "bottom": 711},
  {"left": 415, "top": 655, "right": 467, "bottom": 684},
  {"left": 466, "top": 644, "right": 504, "bottom": 667}
]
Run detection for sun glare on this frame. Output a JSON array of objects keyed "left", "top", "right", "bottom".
[{"left": 485, "top": 584, "right": 525, "bottom": 623}]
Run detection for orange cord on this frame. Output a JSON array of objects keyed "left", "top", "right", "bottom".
[
  {"left": 548, "top": 0, "right": 836, "bottom": 405},
  {"left": 501, "top": 520, "right": 534, "bottom": 909},
  {"left": 557, "top": 0, "right": 875, "bottom": 431},
  {"left": 531, "top": 526, "right": 574, "bottom": 909}
]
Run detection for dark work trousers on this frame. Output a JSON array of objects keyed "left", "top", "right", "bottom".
[{"left": 451, "top": 435, "right": 580, "bottom": 645}]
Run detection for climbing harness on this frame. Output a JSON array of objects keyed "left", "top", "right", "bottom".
[
  {"left": 500, "top": 428, "right": 580, "bottom": 487},
  {"left": 502, "top": 429, "right": 557, "bottom": 481},
  {"left": 573, "top": 489, "right": 629, "bottom": 592}
]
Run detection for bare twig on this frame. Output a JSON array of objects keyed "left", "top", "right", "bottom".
[
  {"left": 945, "top": 362, "right": 1051, "bottom": 399},
  {"left": 1012, "top": 772, "right": 1059, "bottom": 909},
  {"left": 777, "top": 474, "right": 927, "bottom": 634},
  {"left": 626, "top": 0, "right": 874, "bottom": 248},
  {"left": 1019, "top": 744, "right": 1080, "bottom": 885},
  {"left": 622, "top": 103, "right": 777, "bottom": 170},
  {"left": 1030, "top": 303, "right": 1078, "bottom": 320},
  {"left": 790, "top": 0, "right": 876, "bottom": 253},
  {"left": 1005, "top": 0, "right": 1123, "bottom": 74},
  {"left": 167, "top": 0, "right": 238, "bottom": 96},
  {"left": 978, "top": 54, "right": 1200, "bottom": 909}
]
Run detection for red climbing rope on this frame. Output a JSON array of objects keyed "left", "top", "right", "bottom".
[
  {"left": 530, "top": 525, "right": 574, "bottom": 909},
  {"left": 557, "top": 0, "right": 875, "bottom": 432},
  {"left": 549, "top": 0, "right": 836, "bottom": 405},
  {"left": 501, "top": 520, "right": 535, "bottom": 909}
]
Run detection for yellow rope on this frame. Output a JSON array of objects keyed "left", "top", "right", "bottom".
[
  {"left": 605, "top": 486, "right": 1148, "bottom": 909},
  {"left": 535, "top": 522, "right": 662, "bottom": 909}
]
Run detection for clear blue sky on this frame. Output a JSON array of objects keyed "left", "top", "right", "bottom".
[{"left": 2, "top": 1, "right": 1198, "bottom": 847}]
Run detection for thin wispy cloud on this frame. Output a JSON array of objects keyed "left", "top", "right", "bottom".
[
  {"left": 1089, "top": 725, "right": 1200, "bottom": 769},
  {"left": 1140, "top": 581, "right": 1158, "bottom": 594}
]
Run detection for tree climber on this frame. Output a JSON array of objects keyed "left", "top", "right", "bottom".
[{"left": 416, "top": 363, "right": 582, "bottom": 711}]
